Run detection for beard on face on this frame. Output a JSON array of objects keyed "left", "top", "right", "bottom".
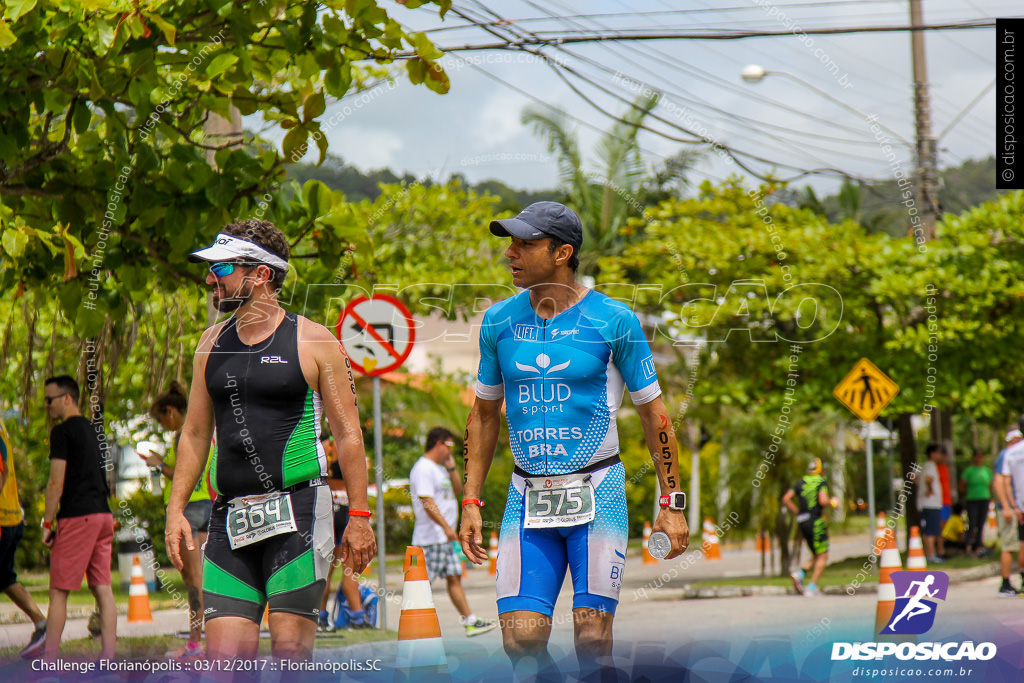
[{"left": 212, "top": 280, "right": 254, "bottom": 312}]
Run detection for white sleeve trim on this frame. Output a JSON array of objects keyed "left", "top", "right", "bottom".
[
  {"left": 630, "top": 381, "right": 662, "bottom": 406},
  {"left": 475, "top": 380, "right": 504, "bottom": 401}
]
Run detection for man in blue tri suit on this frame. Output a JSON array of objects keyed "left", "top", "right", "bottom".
[{"left": 460, "top": 201, "right": 689, "bottom": 677}]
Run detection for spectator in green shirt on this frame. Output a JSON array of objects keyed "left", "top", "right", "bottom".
[{"left": 960, "top": 449, "right": 994, "bottom": 556}]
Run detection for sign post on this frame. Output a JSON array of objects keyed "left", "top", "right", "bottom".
[
  {"left": 336, "top": 294, "right": 416, "bottom": 631},
  {"left": 833, "top": 358, "right": 900, "bottom": 551}
]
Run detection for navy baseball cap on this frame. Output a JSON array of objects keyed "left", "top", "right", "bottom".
[{"left": 489, "top": 201, "right": 583, "bottom": 253}]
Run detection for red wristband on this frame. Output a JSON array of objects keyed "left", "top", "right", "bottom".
[
  {"left": 348, "top": 510, "right": 371, "bottom": 517},
  {"left": 462, "top": 498, "right": 484, "bottom": 508}
]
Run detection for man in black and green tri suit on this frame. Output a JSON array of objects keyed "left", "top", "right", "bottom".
[
  {"left": 783, "top": 458, "right": 834, "bottom": 597},
  {"left": 166, "top": 219, "right": 375, "bottom": 663}
]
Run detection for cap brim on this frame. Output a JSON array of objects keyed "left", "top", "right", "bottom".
[
  {"left": 187, "top": 245, "right": 238, "bottom": 263},
  {"left": 489, "top": 217, "right": 547, "bottom": 240}
]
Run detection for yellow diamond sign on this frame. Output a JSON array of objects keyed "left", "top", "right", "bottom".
[{"left": 833, "top": 358, "right": 900, "bottom": 423}]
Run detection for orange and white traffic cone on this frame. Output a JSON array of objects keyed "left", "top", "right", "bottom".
[
  {"left": 702, "top": 518, "right": 722, "bottom": 560},
  {"left": 906, "top": 526, "right": 927, "bottom": 570},
  {"left": 873, "top": 512, "right": 887, "bottom": 556},
  {"left": 489, "top": 532, "right": 499, "bottom": 576},
  {"left": 127, "top": 556, "right": 153, "bottom": 623},
  {"left": 988, "top": 502, "right": 997, "bottom": 533},
  {"left": 875, "top": 528, "right": 902, "bottom": 635},
  {"left": 396, "top": 547, "right": 448, "bottom": 681},
  {"left": 642, "top": 521, "right": 657, "bottom": 565}
]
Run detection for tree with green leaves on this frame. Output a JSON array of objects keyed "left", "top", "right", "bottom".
[
  {"left": 601, "top": 182, "right": 1024, "bottom": 557},
  {"left": 0, "top": 0, "right": 451, "bottom": 328}
]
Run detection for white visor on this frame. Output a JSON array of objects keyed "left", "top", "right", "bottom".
[{"left": 188, "top": 233, "right": 288, "bottom": 270}]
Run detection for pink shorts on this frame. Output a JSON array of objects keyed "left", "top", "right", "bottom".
[{"left": 50, "top": 513, "right": 114, "bottom": 591}]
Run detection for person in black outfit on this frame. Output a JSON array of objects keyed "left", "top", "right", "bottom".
[{"left": 40, "top": 375, "right": 115, "bottom": 661}]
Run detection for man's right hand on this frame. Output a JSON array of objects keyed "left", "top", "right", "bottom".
[
  {"left": 459, "top": 505, "right": 486, "bottom": 565},
  {"left": 165, "top": 509, "right": 194, "bottom": 571},
  {"left": 340, "top": 517, "right": 376, "bottom": 573},
  {"left": 1004, "top": 507, "right": 1015, "bottom": 523}
]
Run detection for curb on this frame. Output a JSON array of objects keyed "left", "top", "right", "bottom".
[
  {"left": 672, "top": 562, "right": 1000, "bottom": 600},
  {"left": 0, "top": 601, "right": 183, "bottom": 626}
]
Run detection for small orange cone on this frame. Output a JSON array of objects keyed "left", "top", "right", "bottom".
[
  {"left": 755, "top": 531, "right": 769, "bottom": 553},
  {"left": 396, "top": 547, "right": 448, "bottom": 681},
  {"left": 875, "top": 528, "right": 902, "bottom": 634},
  {"left": 127, "top": 556, "right": 153, "bottom": 623},
  {"left": 261, "top": 605, "right": 269, "bottom": 630},
  {"left": 488, "top": 532, "right": 499, "bottom": 576},
  {"left": 702, "top": 518, "right": 722, "bottom": 560},
  {"left": 642, "top": 521, "right": 657, "bottom": 565},
  {"left": 988, "top": 501, "right": 997, "bottom": 533},
  {"left": 907, "top": 526, "right": 928, "bottom": 570},
  {"left": 873, "top": 512, "right": 887, "bottom": 556}
]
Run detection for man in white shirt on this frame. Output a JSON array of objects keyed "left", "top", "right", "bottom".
[
  {"left": 410, "top": 427, "right": 496, "bottom": 637},
  {"left": 918, "top": 444, "right": 946, "bottom": 563},
  {"left": 1000, "top": 424, "right": 1024, "bottom": 566},
  {"left": 994, "top": 428, "right": 1024, "bottom": 596}
]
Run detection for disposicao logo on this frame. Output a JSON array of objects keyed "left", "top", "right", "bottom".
[
  {"left": 832, "top": 571, "right": 997, "bottom": 662},
  {"left": 882, "top": 570, "right": 948, "bottom": 635}
]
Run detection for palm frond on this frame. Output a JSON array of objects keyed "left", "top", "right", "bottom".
[{"left": 521, "top": 104, "right": 590, "bottom": 217}]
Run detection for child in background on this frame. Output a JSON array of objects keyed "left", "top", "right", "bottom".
[{"left": 942, "top": 502, "right": 968, "bottom": 553}]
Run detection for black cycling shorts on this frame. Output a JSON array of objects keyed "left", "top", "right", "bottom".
[{"left": 202, "top": 484, "right": 333, "bottom": 624}]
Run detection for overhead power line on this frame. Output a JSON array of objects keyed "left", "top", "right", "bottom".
[{"left": 407, "top": 20, "right": 995, "bottom": 55}]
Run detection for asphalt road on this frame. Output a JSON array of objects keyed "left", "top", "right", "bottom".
[{"left": 1, "top": 536, "right": 1020, "bottom": 682}]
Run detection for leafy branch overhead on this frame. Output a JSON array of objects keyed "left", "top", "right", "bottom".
[{"left": 0, "top": 0, "right": 450, "bottom": 335}]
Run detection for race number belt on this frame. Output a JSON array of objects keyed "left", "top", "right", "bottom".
[
  {"left": 226, "top": 492, "right": 298, "bottom": 549},
  {"left": 513, "top": 454, "right": 620, "bottom": 479},
  {"left": 523, "top": 473, "right": 596, "bottom": 529}
]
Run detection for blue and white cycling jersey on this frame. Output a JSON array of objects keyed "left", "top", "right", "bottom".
[{"left": 475, "top": 289, "right": 662, "bottom": 476}]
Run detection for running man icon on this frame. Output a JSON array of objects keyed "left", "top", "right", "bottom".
[{"left": 883, "top": 571, "right": 950, "bottom": 635}]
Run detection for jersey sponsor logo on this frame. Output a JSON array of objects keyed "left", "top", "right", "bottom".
[
  {"left": 515, "top": 353, "right": 571, "bottom": 374},
  {"left": 260, "top": 355, "right": 289, "bottom": 364},
  {"left": 610, "top": 549, "right": 625, "bottom": 589},
  {"left": 642, "top": 357, "right": 657, "bottom": 380},
  {"left": 515, "top": 354, "right": 573, "bottom": 415},
  {"left": 514, "top": 324, "right": 539, "bottom": 341},
  {"left": 550, "top": 327, "right": 580, "bottom": 337}
]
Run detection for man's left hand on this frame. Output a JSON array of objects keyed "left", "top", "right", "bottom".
[
  {"left": 341, "top": 517, "right": 377, "bottom": 573},
  {"left": 653, "top": 508, "right": 689, "bottom": 560}
]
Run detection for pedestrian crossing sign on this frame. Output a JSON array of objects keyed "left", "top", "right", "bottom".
[{"left": 833, "top": 358, "right": 900, "bottom": 422}]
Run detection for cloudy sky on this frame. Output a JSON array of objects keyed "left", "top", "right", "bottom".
[{"left": 264, "top": 0, "right": 1013, "bottom": 196}]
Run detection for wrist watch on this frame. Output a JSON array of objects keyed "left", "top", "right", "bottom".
[{"left": 659, "top": 492, "right": 687, "bottom": 511}]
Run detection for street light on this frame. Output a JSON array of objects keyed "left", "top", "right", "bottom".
[{"left": 740, "top": 64, "right": 911, "bottom": 147}]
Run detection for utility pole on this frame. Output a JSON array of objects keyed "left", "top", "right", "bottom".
[
  {"left": 901, "top": 0, "right": 947, "bottom": 548},
  {"left": 909, "top": 0, "right": 939, "bottom": 241}
]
